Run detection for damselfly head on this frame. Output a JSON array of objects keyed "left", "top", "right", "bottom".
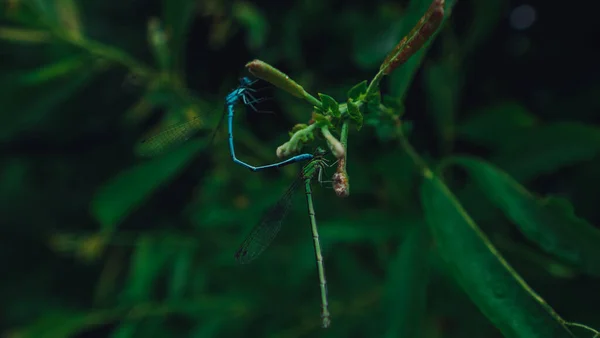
[
  {"left": 313, "top": 147, "right": 327, "bottom": 157},
  {"left": 239, "top": 76, "right": 257, "bottom": 88}
]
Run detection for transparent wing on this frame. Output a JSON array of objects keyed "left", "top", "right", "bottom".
[
  {"left": 136, "top": 117, "right": 203, "bottom": 157},
  {"left": 234, "top": 178, "right": 301, "bottom": 264}
]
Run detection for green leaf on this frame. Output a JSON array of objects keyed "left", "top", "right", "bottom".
[
  {"left": 147, "top": 18, "right": 171, "bottom": 71},
  {"left": 17, "top": 54, "right": 90, "bottom": 85},
  {"left": 91, "top": 139, "right": 207, "bottom": 233},
  {"left": 383, "top": 225, "right": 430, "bottom": 338},
  {"left": 232, "top": 1, "right": 269, "bottom": 49},
  {"left": 457, "top": 101, "right": 537, "bottom": 149},
  {"left": 491, "top": 122, "right": 600, "bottom": 182},
  {"left": 168, "top": 246, "right": 194, "bottom": 299},
  {"left": 346, "top": 99, "right": 363, "bottom": 130},
  {"left": 318, "top": 93, "right": 340, "bottom": 118},
  {"left": 423, "top": 59, "right": 463, "bottom": 151},
  {"left": 124, "top": 236, "right": 172, "bottom": 302},
  {"left": 12, "top": 311, "right": 93, "bottom": 338},
  {"left": 347, "top": 80, "right": 368, "bottom": 100},
  {"left": 111, "top": 322, "right": 137, "bottom": 338},
  {"left": 0, "top": 60, "right": 101, "bottom": 141},
  {"left": 451, "top": 156, "right": 600, "bottom": 277},
  {"left": 365, "top": 90, "right": 381, "bottom": 111},
  {"left": 312, "top": 112, "right": 333, "bottom": 128},
  {"left": 462, "top": 0, "right": 506, "bottom": 54},
  {"left": 162, "top": 0, "right": 197, "bottom": 73},
  {"left": 352, "top": 3, "right": 408, "bottom": 69},
  {"left": 420, "top": 171, "right": 575, "bottom": 338},
  {"left": 54, "top": 0, "right": 84, "bottom": 39}
]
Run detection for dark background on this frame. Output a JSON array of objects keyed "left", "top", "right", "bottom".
[{"left": 1, "top": 0, "right": 599, "bottom": 337}]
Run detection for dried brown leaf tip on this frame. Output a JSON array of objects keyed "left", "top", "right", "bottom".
[
  {"left": 380, "top": 0, "right": 445, "bottom": 75},
  {"left": 333, "top": 159, "right": 350, "bottom": 198}
]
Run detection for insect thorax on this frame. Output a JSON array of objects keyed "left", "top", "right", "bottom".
[{"left": 302, "top": 159, "right": 327, "bottom": 180}]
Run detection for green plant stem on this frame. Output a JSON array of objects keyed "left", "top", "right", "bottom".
[
  {"left": 339, "top": 120, "right": 349, "bottom": 172},
  {"left": 563, "top": 322, "right": 600, "bottom": 337},
  {"left": 395, "top": 118, "right": 429, "bottom": 176},
  {"left": 365, "top": 69, "right": 385, "bottom": 99},
  {"left": 304, "top": 92, "right": 323, "bottom": 108}
]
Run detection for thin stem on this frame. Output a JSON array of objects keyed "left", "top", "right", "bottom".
[
  {"left": 304, "top": 178, "right": 331, "bottom": 328},
  {"left": 339, "top": 120, "right": 349, "bottom": 173},
  {"left": 304, "top": 92, "right": 323, "bottom": 108},
  {"left": 365, "top": 69, "right": 385, "bottom": 99},
  {"left": 563, "top": 322, "right": 600, "bottom": 337},
  {"left": 394, "top": 117, "right": 430, "bottom": 176}
]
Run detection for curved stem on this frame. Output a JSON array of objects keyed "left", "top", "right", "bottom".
[{"left": 394, "top": 117, "right": 429, "bottom": 176}]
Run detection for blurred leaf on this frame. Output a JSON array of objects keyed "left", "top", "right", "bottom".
[
  {"left": 451, "top": 156, "right": 600, "bottom": 277},
  {"left": 111, "top": 322, "right": 137, "bottom": 338},
  {"left": 423, "top": 57, "right": 463, "bottom": 152},
  {"left": 91, "top": 139, "right": 207, "bottom": 233},
  {"left": 462, "top": 0, "right": 506, "bottom": 53},
  {"left": 162, "top": 0, "right": 197, "bottom": 73},
  {"left": 233, "top": 1, "right": 269, "bottom": 50},
  {"left": 492, "top": 122, "right": 600, "bottom": 182},
  {"left": 457, "top": 101, "right": 537, "bottom": 149},
  {"left": 190, "top": 318, "right": 227, "bottom": 338},
  {"left": 124, "top": 236, "right": 172, "bottom": 302},
  {"left": 0, "top": 59, "right": 101, "bottom": 141},
  {"left": 12, "top": 311, "right": 92, "bottom": 338},
  {"left": 383, "top": 224, "right": 430, "bottom": 338},
  {"left": 168, "top": 246, "right": 194, "bottom": 299},
  {"left": 420, "top": 171, "right": 575, "bottom": 337},
  {"left": 18, "top": 53, "right": 89, "bottom": 85},
  {"left": 147, "top": 18, "right": 171, "bottom": 71},
  {"left": 352, "top": 3, "right": 404, "bottom": 69},
  {"left": 0, "top": 26, "right": 52, "bottom": 43},
  {"left": 53, "top": 0, "right": 83, "bottom": 40}
]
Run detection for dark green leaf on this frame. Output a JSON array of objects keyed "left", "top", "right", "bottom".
[
  {"left": 91, "top": 139, "right": 207, "bottom": 233},
  {"left": 318, "top": 93, "right": 340, "bottom": 118},
  {"left": 365, "top": 90, "right": 381, "bottom": 110},
  {"left": 346, "top": 99, "right": 363, "bottom": 130},
  {"left": 462, "top": 0, "right": 506, "bottom": 53},
  {"left": 312, "top": 112, "right": 333, "bottom": 128},
  {"left": 232, "top": 2, "right": 269, "bottom": 50},
  {"left": 451, "top": 156, "right": 600, "bottom": 277},
  {"left": 457, "top": 101, "right": 537, "bottom": 149},
  {"left": 147, "top": 18, "right": 171, "bottom": 71},
  {"left": 347, "top": 80, "right": 368, "bottom": 100},
  {"left": 0, "top": 60, "right": 100, "bottom": 141},
  {"left": 383, "top": 225, "right": 430, "bottom": 338},
  {"left": 111, "top": 322, "right": 137, "bottom": 338},
  {"left": 491, "top": 122, "right": 600, "bottom": 182},
  {"left": 420, "top": 171, "right": 575, "bottom": 338},
  {"left": 162, "top": 0, "right": 197, "bottom": 72},
  {"left": 124, "top": 236, "right": 172, "bottom": 302},
  {"left": 168, "top": 246, "right": 194, "bottom": 299},
  {"left": 423, "top": 59, "right": 463, "bottom": 151},
  {"left": 12, "top": 311, "right": 93, "bottom": 338}
]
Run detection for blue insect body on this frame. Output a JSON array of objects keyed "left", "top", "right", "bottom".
[
  {"left": 225, "top": 77, "right": 313, "bottom": 172},
  {"left": 137, "top": 77, "right": 313, "bottom": 170}
]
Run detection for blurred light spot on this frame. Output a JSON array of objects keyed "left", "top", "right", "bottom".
[{"left": 510, "top": 5, "right": 536, "bottom": 30}]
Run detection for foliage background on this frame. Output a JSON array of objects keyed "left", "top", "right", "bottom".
[{"left": 1, "top": 0, "right": 599, "bottom": 337}]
